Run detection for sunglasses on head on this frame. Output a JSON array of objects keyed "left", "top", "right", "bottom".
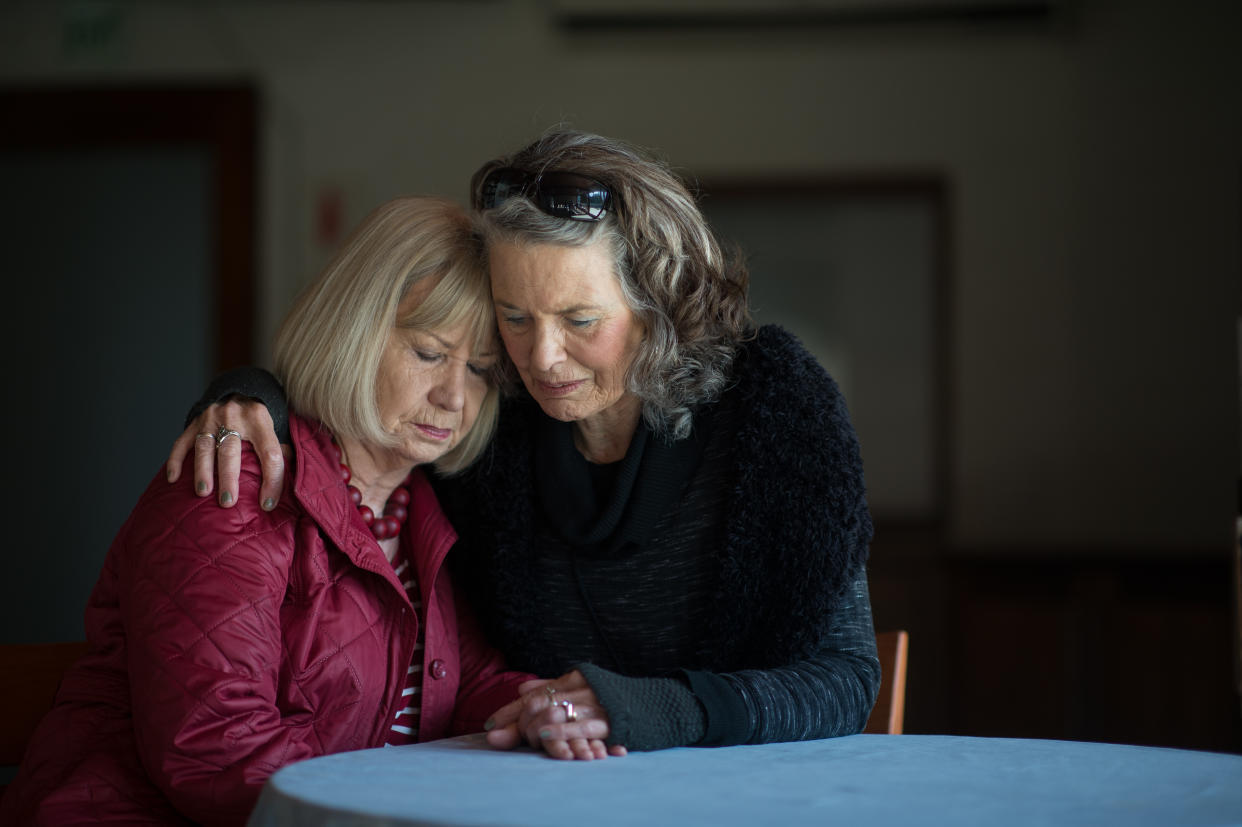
[{"left": 475, "top": 166, "right": 613, "bottom": 221}]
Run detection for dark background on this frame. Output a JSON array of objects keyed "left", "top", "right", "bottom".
[{"left": 1, "top": 0, "right": 1239, "bottom": 753}]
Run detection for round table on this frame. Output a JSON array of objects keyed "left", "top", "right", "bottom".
[{"left": 247, "top": 733, "right": 1242, "bottom": 826}]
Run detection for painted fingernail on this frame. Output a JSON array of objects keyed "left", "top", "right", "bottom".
[
  {"left": 263, "top": 497, "right": 276, "bottom": 511},
  {"left": 196, "top": 481, "right": 207, "bottom": 494},
  {"left": 539, "top": 729, "right": 552, "bottom": 740},
  {"left": 221, "top": 491, "right": 233, "bottom": 505},
  {"left": 484, "top": 718, "right": 496, "bottom": 731}
]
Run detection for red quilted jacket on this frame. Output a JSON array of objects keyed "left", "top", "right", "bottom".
[{"left": 1, "top": 414, "right": 530, "bottom": 826}]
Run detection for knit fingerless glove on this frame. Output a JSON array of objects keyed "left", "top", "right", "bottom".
[
  {"left": 185, "top": 366, "right": 290, "bottom": 443},
  {"left": 576, "top": 662, "right": 706, "bottom": 751}
]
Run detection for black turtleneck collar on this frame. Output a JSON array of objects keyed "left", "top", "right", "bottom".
[{"left": 533, "top": 408, "right": 713, "bottom": 555}]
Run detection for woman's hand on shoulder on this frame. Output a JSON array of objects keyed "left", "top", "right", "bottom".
[
  {"left": 166, "top": 398, "right": 289, "bottom": 510},
  {"left": 484, "top": 672, "right": 626, "bottom": 761}
]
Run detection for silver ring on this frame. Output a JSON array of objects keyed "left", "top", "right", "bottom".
[
  {"left": 557, "top": 700, "right": 577, "bottom": 723},
  {"left": 214, "top": 425, "right": 241, "bottom": 448},
  {"left": 544, "top": 686, "right": 557, "bottom": 702}
]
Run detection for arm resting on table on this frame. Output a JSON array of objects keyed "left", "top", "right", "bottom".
[{"left": 578, "top": 574, "right": 879, "bottom": 750}]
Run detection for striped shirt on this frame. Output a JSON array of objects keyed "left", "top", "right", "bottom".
[{"left": 385, "top": 541, "right": 425, "bottom": 746}]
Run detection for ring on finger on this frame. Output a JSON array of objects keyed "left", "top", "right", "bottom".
[
  {"left": 214, "top": 425, "right": 241, "bottom": 448},
  {"left": 556, "top": 699, "right": 578, "bottom": 723},
  {"left": 544, "top": 686, "right": 557, "bottom": 702}
]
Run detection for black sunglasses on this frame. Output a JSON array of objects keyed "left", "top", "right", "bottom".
[{"left": 475, "top": 167, "right": 613, "bottom": 221}]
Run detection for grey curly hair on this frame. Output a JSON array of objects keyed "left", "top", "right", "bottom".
[{"left": 470, "top": 129, "right": 752, "bottom": 440}]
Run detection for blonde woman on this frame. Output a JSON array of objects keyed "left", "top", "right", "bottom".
[{"left": 3, "top": 198, "right": 538, "bottom": 826}]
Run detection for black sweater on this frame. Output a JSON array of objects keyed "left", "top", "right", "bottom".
[{"left": 438, "top": 325, "right": 879, "bottom": 749}]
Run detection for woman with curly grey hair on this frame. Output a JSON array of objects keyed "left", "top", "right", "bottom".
[{"left": 172, "top": 128, "right": 880, "bottom": 761}]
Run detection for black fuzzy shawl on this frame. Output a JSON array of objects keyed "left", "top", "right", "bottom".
[{"left": 440, "top": 325, "right": 873, "bottom": 675}]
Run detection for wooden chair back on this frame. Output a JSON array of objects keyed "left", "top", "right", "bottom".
[
  {"left": 0, "top": 641, "right": 90, "bottom": 781},
  {"left": 1234, "top": 522, "right": 1241, "bottom": 719},
  {"left": 1232, "top": 519, "right": 1242, "bottom": 720},
  {"left": 864, "top": 630, "right": 909, "bottom": 734}
]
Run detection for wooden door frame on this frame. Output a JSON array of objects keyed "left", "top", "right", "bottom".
[{"left": 0, "top": 85, "right": 257, "bottom": 372}]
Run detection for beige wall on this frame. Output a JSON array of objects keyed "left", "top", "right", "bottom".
[{"left": 4, "top": 0, "right": 1238, "bottom": 550}]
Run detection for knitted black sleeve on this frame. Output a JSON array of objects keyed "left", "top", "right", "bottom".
[
  {"left": 184, "top": 366, "right": 291, "bottom": 444},
  {"left": 575, "top": 663, "right": 707, "bottom": 751},
  {"left": 717, "top": 575, "right": 881, "bottom": 744},
  {"left": 579, "top": 574, "right": 879, "bottom": 750}
]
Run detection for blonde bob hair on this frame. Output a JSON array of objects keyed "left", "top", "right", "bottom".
[{"left": 274, "top": 196, "right": 499, "bottom": 475}]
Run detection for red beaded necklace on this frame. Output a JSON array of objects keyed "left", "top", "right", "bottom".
[{"left": 330, "top": 442, "right": 413, "bottom": 541}]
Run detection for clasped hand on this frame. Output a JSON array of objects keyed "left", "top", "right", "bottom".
[{"left": 485, "top": 670, "right": 626, "bottom": 761}]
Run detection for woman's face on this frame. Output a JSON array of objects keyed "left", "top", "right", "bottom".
[
  {"left": 489, "top": 239, "right": 645, "bottom": 428},
  {"left": 373, "top": 277, "right": 496, "bottom": 469}
]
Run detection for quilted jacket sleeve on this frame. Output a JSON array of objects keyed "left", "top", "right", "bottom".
[
  {"left": 117, "top": 462, "right": 308, "bottom": 826},
  {"left": 449, "top": 581, "right": 533, "bottom": 734}
]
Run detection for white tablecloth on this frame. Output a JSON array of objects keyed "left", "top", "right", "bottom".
[{"left": 248, "top": 733, "right": 1242, "bottom": 826}]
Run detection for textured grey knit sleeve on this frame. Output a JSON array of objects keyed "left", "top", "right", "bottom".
[
  {"left": 576, "top": 575, "right": 879, "bottom": 750},
  {"left": 719, "top": 575, "right": 880, "bottom": 744}
]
